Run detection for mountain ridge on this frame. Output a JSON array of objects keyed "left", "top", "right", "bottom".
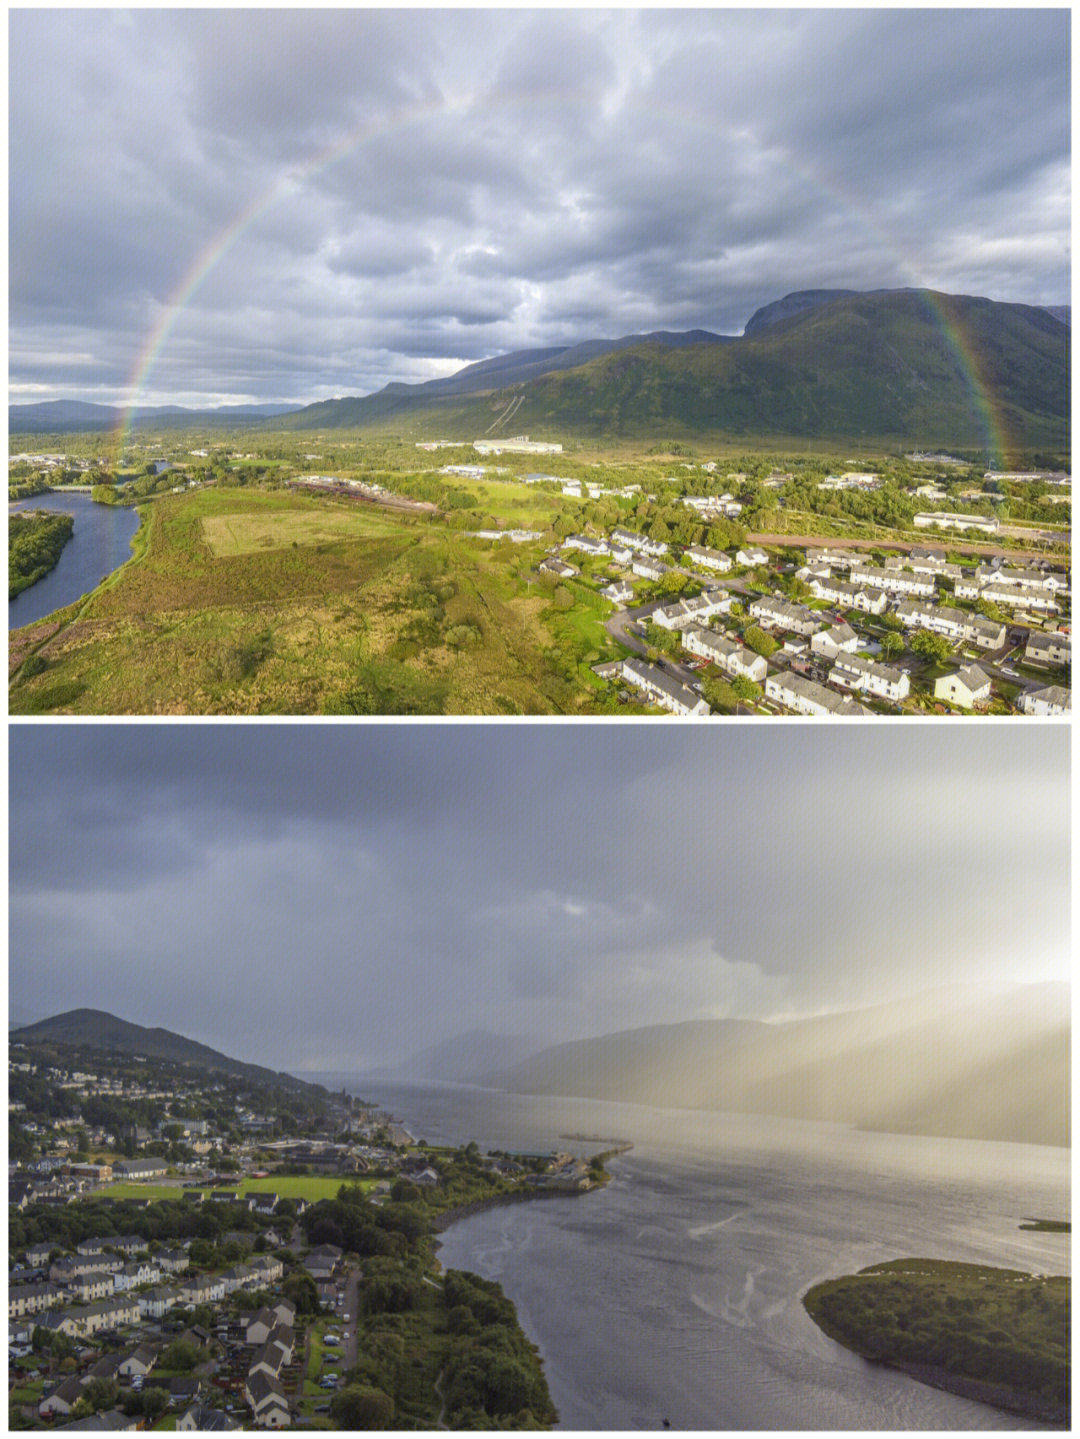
[
  {"left": 269, "top": 288, "right": 1068, "bottom": 454},
  {"left": 487, "top": 983, "right": 1069, "bottom": 1147},
  {"left": 9, "top": 1008, "right": 326, "bottom": 1097}
]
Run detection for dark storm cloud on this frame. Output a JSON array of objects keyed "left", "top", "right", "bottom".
[
  {"left": 9, "top": 726, "right": 1069, "bottom": 1071},
  {"left": 8, "top": 9, "right": 1070, "bottom": 407}
]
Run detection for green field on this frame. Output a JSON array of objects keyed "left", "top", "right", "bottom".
[
  {"left": 804, "top": 1259, "right": 1069, "bottom": 1425},
  {"left": 201, "top": 507, "right": 403, "bottom": 557},
  {"left": 101, "top": 1174, "right": 377, "bottom": 1203},
  {"left": 8, "top": 485, "right": 607, "bottom": 715}
]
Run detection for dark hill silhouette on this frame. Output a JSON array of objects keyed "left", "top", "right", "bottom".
[{"left": 10, "top": 1008, "right": 324, "bottom": 1097}]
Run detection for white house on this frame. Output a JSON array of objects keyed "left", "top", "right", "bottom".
[
  {"left": 977, "top": 582, "right": 1060, "bottom": 613},
  {"left": 631, "top": 555, "right": 669, "bottom": 581},
  {"left": 650, "top": 588, "right": 732, "bottom": 630},
  {"left": 138, "top": 1286, "right": 178, "bottom": 1320},
  {"left": 561, "top": 534, "right": 608, "bottom": 558},
  {"left": 894, "top": 600, "right": 1004, "bottom": 650},
  {"left": 601, "top": 579, "right": 635, "bottom": 605},
  {"left": 849, "top": 565, "right": 936, "bottom": 598},
  {"left": 736, "top": 547, "right": 769, "bottom": 567},
  {"left": 681, "top": 628, "right": 767, "bottom": 683},
  {"left": 934, "top": 664, "right": 992, "bottom": 709},
  {"left": 764, "top": 671, "right": 871, "bottom": 717},
  {"left": 748, "top": 597, "right": 818, "bottom": 636},
  {"left": 620, "top": 659, "right": 710, "bottom": 716},
  {"left": 682, "top": 544, "right": 733, "bottom": 573},
  {"left": 809, "top": 623, "right": 860, "bottom": 661},
  {"left": 1017, "top": 685, "right": 1071, "bottom": 717},
  {"left": 806, "top": 547, "right": 858, "bottom": 569},
  {"left": 611, "top": 527, "right": 668, "bottom": 557},
  {"left": 829, "top": 653, "right": 910, "bottom": 702},
  {"left": 538, "top": 557, "right": 578, "bottom": 579},
  {"left": 1024, "top": 632, "right": 1069, "bottom": 668}
]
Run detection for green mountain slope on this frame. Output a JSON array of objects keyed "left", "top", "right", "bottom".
[
  {"left": 10, "top": 1008, "right": 324, "bottom": 1097},
  {"left": 506, "top": 290, "right": 1067, "bottom": 448},
  {"left": 278, "top": 289, "right": 1067, "bottom": 455}
]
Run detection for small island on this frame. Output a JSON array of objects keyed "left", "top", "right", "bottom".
[
  {"left": 1019, "top": 1217, "right": 1070, "bottom": 1233},
  {"left": 803, "top": 1258, "right": 1069, "bottom": 1427},
  {"left": 9, "top": 510, "right": 74, "bottom": 598}
]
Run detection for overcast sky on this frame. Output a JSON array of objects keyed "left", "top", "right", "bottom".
[
  {"left": 9, "top": 9, "right": 1070, "bottom": 410},
  {"left": 8, "top": 724, "right": 1069, "bottom": 1073}
]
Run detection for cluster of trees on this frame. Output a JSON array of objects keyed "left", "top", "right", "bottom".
[
  {"left": 9, "top": 510, "right": 74, "bottom": 597},
  {"left": 9, "top": 1191, "right": 295, "bottom": 1257},
  {"left": 804, "top": 1263, "right": 1068, "bottom": 1415}
]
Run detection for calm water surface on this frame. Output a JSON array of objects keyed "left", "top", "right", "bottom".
[
  {"left": 9, "top": 491, "right": 141, "bottom": 627},
  {"left": 319, "top": 1079, "right": 1069, "bottom": 1431}
]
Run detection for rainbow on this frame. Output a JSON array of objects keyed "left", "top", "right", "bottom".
[{"left": 109, "top": 93, "right": 1015, "bottom": 465}]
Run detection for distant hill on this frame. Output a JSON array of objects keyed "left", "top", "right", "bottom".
[
  {"left": 9, "top": 400, "right": 299, "bottom": 434},
  {"left": 490, "top": 983, "right": 1069, "bottom": 1147},
  {"left": 1042, "top": 305, "right": 1070, "bottom": 326},
  {"left": 275, "top": 289, "right": 1068, "bottom": 454},
  {"left": 390, "top": 1029, "right": 552, "bottom": 1085},
  {"left": 10, "top": 1008, "right": 325, "bottom": 1097},
  {"left": 274, "top": 327, "right": 733, "bottom": 431}
]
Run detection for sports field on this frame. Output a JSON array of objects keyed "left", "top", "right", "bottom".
[{"left": 101, "top": 1174, "right": 377, "bottom": 1204}]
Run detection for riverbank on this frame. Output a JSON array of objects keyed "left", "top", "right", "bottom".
[
  {"left": 888, "top": 1357, "right": 1066, "bottom": 1427},
  {"left": 9, "top": 510, "right": 75, "bottom": 598}
]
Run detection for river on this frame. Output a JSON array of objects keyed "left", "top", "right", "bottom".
[
  {"left": 8, "top": 490, "right": 141, "bottom": 628},
  {"left": 318, "top": 1078, "right": 1069, "bottom": 1431}
]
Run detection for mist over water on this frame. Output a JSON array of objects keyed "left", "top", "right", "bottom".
[{"left": 322, "top": 1079, "right": 1068, "bottom": 1431}]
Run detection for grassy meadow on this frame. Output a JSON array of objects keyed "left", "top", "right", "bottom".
[{"left": 8, "top": 483, "right": 617, "bottom": 715}]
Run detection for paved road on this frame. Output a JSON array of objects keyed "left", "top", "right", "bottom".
[
  {"left": 604, "top": 600, "right": 701, "bottom": 690},
  {"left": 340, "top": 1266, "right": 361, "bottom": 1372}
]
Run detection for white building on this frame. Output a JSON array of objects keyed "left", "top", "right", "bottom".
[
  {"left": 681, "top": 628, "right": 767, "bottom": 682},
  {"left": 650, "top": 589, "right": 732, "bottom": 630},
  {"left": 611, "top": 528, "right": 669, "bottom": 558},
  {"left": 764, "top": 671, "right": 871, "bottom": 717},
  {"left": 682, "top": 544, "right": 733, "bottom": 574},
  {"left": 562, "top": 535, "right": 608, "bottom": 557},
  {"left": 619, "top": 659, "right": 710, "bottom": 716},
  {"left": 1024, "top": 632, "right": 1070, "bottom": 668},
  {"left": 913, "top": 511, "right": 999, "bottom": 534},
  {"left": 748, "top": 596, "right": 819, "bottom": 636},
  {"left": 829, "top": 652, "right": 911, "bottom": 702},
  {"left": 934, "top": 664, "right": 992, "bottom": 709},
  {"left": 473, "top": 436, "right": 562, "bottom": 455},
  {"left": 849, "top": 564, "right": 936, "bottom": 598},
  {"left": 1017, "top": 685, "right": 1071, "bottom": 717},
  {"left": 810, "top": 623, "right": 860, "bottom": 661},
  {"left": 601, "top": 579, "right": 635, "bottom": 604}
]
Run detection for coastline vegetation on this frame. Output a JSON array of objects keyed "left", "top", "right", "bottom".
[
  {"left": 803, "top": 1258, "right": 1069, "bottom": 1426},
  {"left": 8, "top": 510, "right": 75, "bottom": 598}
]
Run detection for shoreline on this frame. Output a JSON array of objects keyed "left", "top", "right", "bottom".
[
  {"left": 432, "top": 1183, "right": 596, "bottom": 1234},
  {"left": 886, "top": 1357, "right": 1066, "bottom": 1428}
]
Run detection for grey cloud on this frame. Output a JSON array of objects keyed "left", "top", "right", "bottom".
[
  {"left": 9, "top": 726, "right": 1069, "bottom": 1068},
  {"left": 8, "top": 9, "right": 1069, "bottom": 407}
]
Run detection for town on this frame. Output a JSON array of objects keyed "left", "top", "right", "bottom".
[
  {"left": 8, "top": 1035, "right": 598, "bottom": 1429},
  {"left": 8, "top": 433, "right": 1070, "bottom": 717}
]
